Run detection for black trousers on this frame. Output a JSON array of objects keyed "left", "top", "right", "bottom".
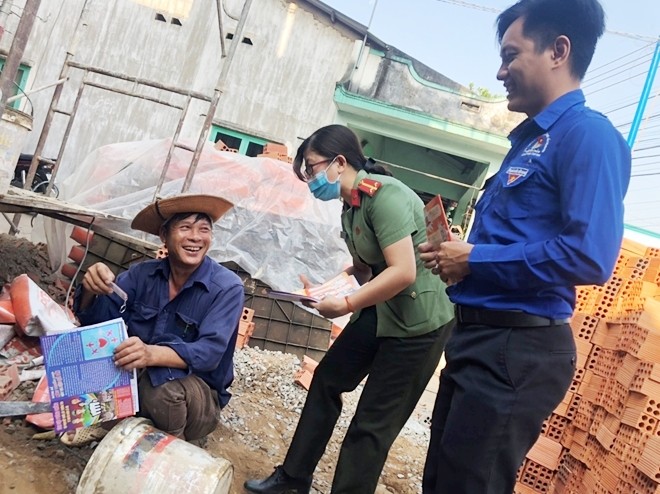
[
  {"left": 283, "top": 306, "right": 454, "bottom": 494},
  {"left": 422, "top": 322, "right": 576, "bottom": 494}
]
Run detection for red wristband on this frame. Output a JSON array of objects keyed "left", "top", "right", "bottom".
[{"left": 345, "top": 295, "right": 356, "bottom": 313}]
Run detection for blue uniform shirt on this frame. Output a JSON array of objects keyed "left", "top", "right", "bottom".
[
  {"left": 75, "top": 257, "right": 245, "bottom": 407},
  {"left": 448, "top": 90, "right": 631, "bottom": 319}
]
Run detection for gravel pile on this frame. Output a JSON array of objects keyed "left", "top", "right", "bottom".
[{"left": 221, "top": 346, "right": 432, "bottom": 493}]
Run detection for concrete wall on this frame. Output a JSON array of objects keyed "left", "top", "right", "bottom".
[
  {"left": 2, "top": 0, "right": 523, "bottom": 208},
  {"left": 1, "top": 0, "right": 362, "bottom": 181},
  {"left": 349, "top": 48, "right": 523, "bottom": 139}
]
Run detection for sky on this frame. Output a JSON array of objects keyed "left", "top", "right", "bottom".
[{"left": 322, "top": 0, "right": 660, "bottom": 235}]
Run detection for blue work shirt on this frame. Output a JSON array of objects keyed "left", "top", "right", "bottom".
[
  {"left": 75, "top": 257, "right": 245, "bottom": 407},
  {"left": 448, "top": 90, "right": 631, "bottom": 319}
]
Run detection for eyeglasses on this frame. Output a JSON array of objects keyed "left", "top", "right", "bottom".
[{"left": 303, "top": 156, "right": 337, "bottom": 181}]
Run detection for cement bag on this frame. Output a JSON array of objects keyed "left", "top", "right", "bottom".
[
  {"left": 26, "top": 374, "right": 54, "bottom": 430},
  {"left": 9, "top": 274, "right": 77, "bottom": 336},
  {"left": 0, "top": 284, "right": 15, "bottom": 324}
]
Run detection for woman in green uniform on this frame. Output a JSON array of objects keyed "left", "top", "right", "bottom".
[{"left": 245, "top": 124, "right": 454, "bottom": 494}]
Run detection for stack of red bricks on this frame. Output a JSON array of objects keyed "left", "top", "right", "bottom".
[
  {"left": 236, "top": 307, "right": 255, "bottom": 349},
  {"left": 257, "top": 143, "right": 292, "bottom": 164},
  {"left": 59, "top": 226, "right": 95, "bottom": 301},
  {"left": 515, "top": 238, "right": 660, "bottom": 494},
  {"left": 214, "top": 139, "right": 238, "bottom": 153}
]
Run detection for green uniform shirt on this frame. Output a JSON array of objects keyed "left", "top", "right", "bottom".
[{"left": 341, "top": 170, "right": 454, "bottom": 338}]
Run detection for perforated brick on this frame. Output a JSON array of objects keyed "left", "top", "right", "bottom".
[
  {"left": 571, "top": 313, "right": 602, "bottom": 342},
  {"left": 590, "top": 406, "right": 607, "bottom": 436},
  {"left": 519, "top": 459, "right": 554, "bottom": 493}
]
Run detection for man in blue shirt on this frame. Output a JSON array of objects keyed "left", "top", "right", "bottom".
[
  {"left": 74, "top": 194, "right": 244, "bottom": 443},
  {"left": 420, "top": 0, "right": 631, "bottom": 492}
]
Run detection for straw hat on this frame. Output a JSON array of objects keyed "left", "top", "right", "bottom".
[{"left": 131, "top": 194, "right": 234, "bottom": 236}]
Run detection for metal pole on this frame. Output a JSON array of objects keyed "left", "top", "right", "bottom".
[
  {"left": 215, "top": 0, "right": 253, "bottom": 94},
  {"left": 354, "top": 0, "right": 379, "bottom": 71},
  {"left": 0, "top": 0, "right": 41, "bottom": 115},
  {"left": 9, "top": 0, "right": 89, "bottom": 232},
  {"left": 6, "top": 77, "right": 67, "bottom": 104},
  {"left": 180, "top": 0, "right": 253, "bottom": 193},
  {"left": 627, "top": 38, "right": 660, "bottom": 149},
  {"left": 216, "top": 0, "right": 227, "bottom": 57},
  {"left": 348, "top": 0, "right": 379, "bottom": 92}
]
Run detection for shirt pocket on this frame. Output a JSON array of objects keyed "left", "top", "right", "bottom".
[
  {"left": 385, "top": 286, "right": 436, "bottom": 329},
  {"left": 492, "top": 166, "right": 537, "bottom": 219},
  {"left": 128, "top": 303, "right": 159, "bottom": 340},
  {"left": 173, "top": 312, "right": 199, "bottom": 342},
  {"left": 131, "top": 303, "right": 159, "bottom": 322}
]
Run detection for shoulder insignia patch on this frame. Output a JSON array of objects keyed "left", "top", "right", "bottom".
[{"left": 357, "top": 178, "right": 382, "bottom": 197}]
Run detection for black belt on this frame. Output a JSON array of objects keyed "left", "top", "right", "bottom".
[{"left": 455, "top": 305, "right": 570, "bottom": 328}]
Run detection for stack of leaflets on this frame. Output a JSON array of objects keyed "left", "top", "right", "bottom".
[
  {"left": 424, "top": 195, "right": 452, "bottom": 249},
  {"left": 266, "top": 272, "right": 361, "bottom": 304},
  {"left": 39, "top": 318, "right": 139, "bottom": 433}
]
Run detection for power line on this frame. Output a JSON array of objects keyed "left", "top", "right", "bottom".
[
  {"left": 634, "top": 143, "right": 660, "bottom": 152},
  {"left": 434, "top": 0, "right": 658, "bottom": 41},
  {"left": 585, "top": 70, "right": 651, "bottom": 96},
  {"left": 583, "top": 55, "right": 653, "bottom": 88},
  {"left": 435, "top": 0, "right": 499, "bottom": 14},
  {"left": 642, "top": 152, "right": 660, "bottom": 158},
  {"left": 606, "top": 100, "right": 647, "bottom": 115},
  {"left": 616, "top": 112, "right": 660, "bottom": 129},
  {"left": 625, "top": 215, "right": 660, "bottom": 223},
  {"left": 627, "top": 199, "right": 660, "bottom": 205},
  {"left": 588, "top": 42, "right": 658, "bottom": 75},
  {"left": 630, "top": 171, "right": 660, "bottom": 177},
  {"left": 600, "top": 94, "right": 660, "bottom": 115},
  {"left": 632, "top": 158, "right": 660, "bottom": 164}
]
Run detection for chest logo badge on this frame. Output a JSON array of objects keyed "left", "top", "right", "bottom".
[
  {"left": 506, "top": 166, "right": 529, "bottom": 186},
  {"left": 521, "top": 133, "right": 550, "bottom": 157},
  {"left": 355, "top": 226, "right": 361, "bottom": 236}
]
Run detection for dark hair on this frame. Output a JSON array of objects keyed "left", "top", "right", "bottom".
[
  {"left": 496, "top": 0, "right": 605, "bottom": 80},
  {"left": 293, "top": 124, "right": 392, "bottom": 181},
  {"left": 161, "top": 212, "right": 212, "bottom": 234}
]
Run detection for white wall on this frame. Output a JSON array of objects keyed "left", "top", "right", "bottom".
[{"left": 3, "top": 0, "right": 361, "bottom": 180}]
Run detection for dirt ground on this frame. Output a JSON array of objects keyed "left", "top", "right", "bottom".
[{"left": 0, "top": 234, "right": 432, "bottom": 494}]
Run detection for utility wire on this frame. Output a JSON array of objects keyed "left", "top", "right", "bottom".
[
  {"left": 625, "top": 215, "right": 660, "bottom": 222},
  {"left": 588, "top": 70, "right": 648, "bottom": 95},
  {"left": 633, "top": 154, "right": 660, "bottom": 163},
  {"left": 627, "top": 199, "right": 660, "bottom": 205},
  {"left": 634, "top": 145, "right": 660, "bottom": 152},
  {"left": 587, "top": 42, "right": 658, "bottom": 75},
  {"left": 632, "top": 153, "right": 660, "bottom": 160},
  {"left": 585, "top": 71, "right": 651, "bottom": 95},
  {"left": 617, "top": 111, "right": 660, "bottom": 129},
  {"left": 602, "top": 94, "right": 658, "bottom": 115},
  {"left": 583, "top": 55, "right": 653, "bottom": 88},
  {"left": 435, "top": 0, "right": 499, "bottom": 14},
  {"left": 435, "top": 0, "right": 658, "bottom": 41}
]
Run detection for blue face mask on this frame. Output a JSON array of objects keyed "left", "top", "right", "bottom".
[{"left": 307, "top": 160, "right": 340, "bottom": 201}]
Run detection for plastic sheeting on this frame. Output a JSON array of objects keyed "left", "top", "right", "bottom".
[{"left": 45, "top": 138, "right": 351, "bottom": 292}]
